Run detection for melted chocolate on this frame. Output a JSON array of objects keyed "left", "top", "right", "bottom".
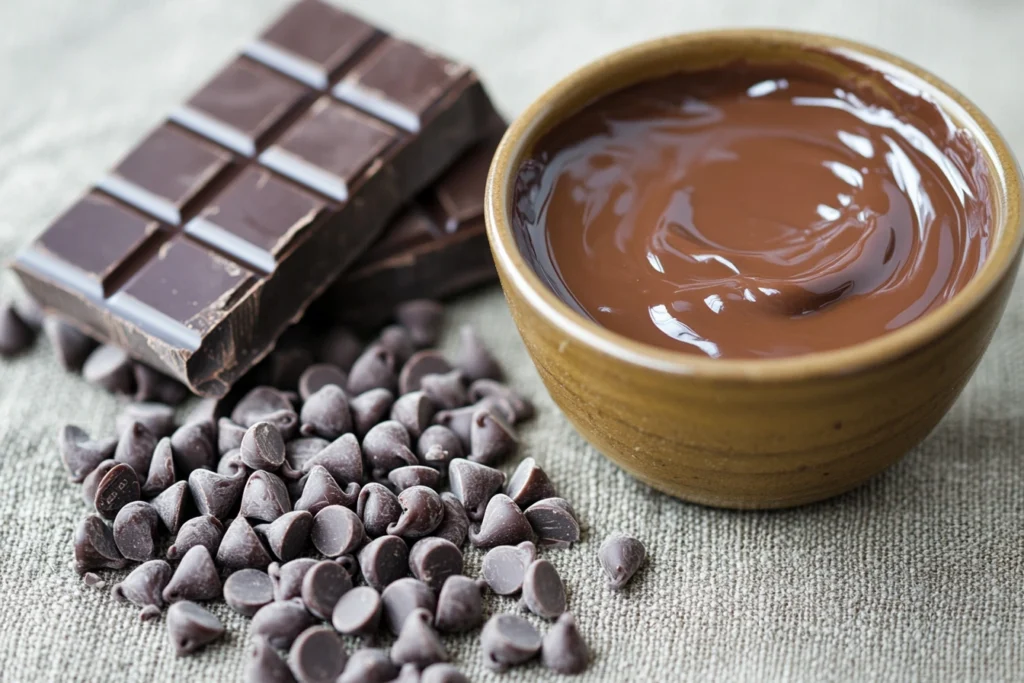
[{"left": 513, "top": 61, "right": 992, "bottom": 359}]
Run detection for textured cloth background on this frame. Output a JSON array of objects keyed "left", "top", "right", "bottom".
[{"left": 0, "top": 1, "right": 1023, "bottom": 681}]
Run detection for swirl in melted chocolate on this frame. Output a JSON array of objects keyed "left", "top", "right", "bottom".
[{"left": 513, "top": 62, "right": 992, "bottom": 359}]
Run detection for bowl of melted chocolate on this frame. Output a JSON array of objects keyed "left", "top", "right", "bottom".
[{"left": 486, "top": 30, "right": 1023, "bottom": 508}]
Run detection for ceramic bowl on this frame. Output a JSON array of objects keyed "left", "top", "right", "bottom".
[{"left": 485, "top": 29, "right": 1023, "bottom": 509}]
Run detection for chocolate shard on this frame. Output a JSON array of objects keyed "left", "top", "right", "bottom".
[
  {"left": 391, "top": 607, "right": 447, "bottom": 668},
  {"left": 541, "top": 613, "right": 589, "bottom": 674},
  {"left": 44, "top": 317, "right": 97, "bottom": 371},
  {"left": 468, "top": 494, "right": 533, "bottom": 549},
  {"left": 163, "top": 545, "right": 222, "bottom": 603},
  {"left": 73, "top": 514, "right": 128, "bottom": 574},
  {"left": 448, "top": 458, "right": 505, "bottom": 522},
  {"left": 59, "top": 425, "right": 117, "bottom": 483},
  {"left": 167, "top": 514, "right": 224, "bottom": 561},
  {"left": 112, "top": 559, "right": 173, "bottom": 609},
  {"left": 434, "top": 575, "right": 486, "bottom": 634},
  {"left": 166, "top": 601, "right": 225, "bottom": 656},
  {"left": 598, "top": 533, "right": 646, "bottom": 591}
]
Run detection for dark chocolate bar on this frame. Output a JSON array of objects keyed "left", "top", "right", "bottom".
[
  {"left": 14, "top": 0, "right": 496, "bottom": 397},
  {"left": 318, "top": 138, "right": 499, "bottom": 328}
]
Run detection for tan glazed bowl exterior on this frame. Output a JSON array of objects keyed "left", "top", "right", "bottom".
[{"left": 485, "top": 30, "right": 1024, "bottom": 509}]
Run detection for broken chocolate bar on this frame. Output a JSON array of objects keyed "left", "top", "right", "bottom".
[
  {"left": 14, "top": 0, "right": 496, "bottom": 397},
  {"left": 318, "top": 138, "right": 498, "bottom": 328}
]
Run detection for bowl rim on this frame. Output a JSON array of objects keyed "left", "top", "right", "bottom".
[{"left": 485, "top": 28, "right": 1024, "bottom": 381}]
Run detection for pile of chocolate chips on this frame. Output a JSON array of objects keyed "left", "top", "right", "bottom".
[{"left": 52, "top": 299, "right": 646, "bottom": 682}]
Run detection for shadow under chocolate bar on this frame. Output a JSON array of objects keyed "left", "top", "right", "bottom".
[
  {"left": 13, "top": 0, "right": 497, "bottom": 397},
  {"left": 316, "top": 136, "right": 500, "bottom": 329}
]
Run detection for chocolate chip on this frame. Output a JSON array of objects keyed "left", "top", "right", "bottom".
[
  {"left": 240, "top": 470, "right": 292, "bottom": 522},
  {"left": 94, "top": 462, "right": 140, "bottom": 519},
  {"left": 432, "top": 493, "right": 470, "bottom": 547},
  {"left": 222, "top": 567, "right": 274, "bottom": 616},
  {"left": 217, "top": 448, "right": 248, "bottom": 478},
  {"left": 293, "top": 465, "right": 359, "bottom": 515},
  {"left": 82, "top": 572, "right": 105, "bottom": 589},
  {"left": 392, "top": 607, "right": 448, "bottom": 668},
  {"left": 467, "top": 408, "right": 517, "bottom": 467},
  {"left": 82, "top": 345, "right": 135, "bottom": 395},
  {"left": 481, "top": 541, "right": 536, "bottom": 595},
  {"left": 59, "top": 425, "right": 116, "bottom": 483},
  {"left": 217, "top": 516, "right": 272, "bottom": 571},
  {"left": 388, "top": 466, "right": 442, "bottom": 492},
  {"left": 332, "top": 586, "right": 382, "bottom": 637},
  {"left": 357, "top": 483, "right": 402, "bottom": 538},
  {"left": 416, "top": 425, "right": 463, "bottom": 471},
  {"left": 521, "top": 559, "right": 566, "bottom": 619},
  {"left": 167, "top": 514, "right": 223, "bottom": 561},
  {"left": 270, "top": 558, "right": 317, "bottom": 602},
  {"left": 395, "top": 300, "right": 444, "bottom": 349},
  {"left": 358, "top": 535, "right": 409, "bottom": 591},
  {"left": 347, "top": 344, "right": 397, "bottom": 395},
  {"left": 82, "top": 459, "right": 116, "bottom": 507},
  {"left": 244, "top": 637, "right": 296, "bottom": 683},
  {"left": 448, "top": 458, "right": 505, "bottom": 522},
  {"left": 542, "top": 612, "right": 589, "bottom": 674},
  {"left": 44, "top": 317, "right": 96, "bottom": 371},
  {"left": 285, "top": 437, "right": 329, "bottom": 470},
  {"left": 338, "top": 648, "right": 398, "bottom": 683},
  {"left": 141, "top": 437, "right": 176, "bottom": 497},
  {"left": 431, "top": 406, "right": 475, "bottom": 451},
  {"left": 390, "top": 391, "right": 435, "bottom": 440},
  {"left": 408, "top": 538, "right": 463, "bottom": 593},
  {"left": 289, "top": 626, "right": 347, "bottom": 683},
  {"left": 480, "top": 613, "right": 542, "bottom": 672},
  {"left": 0, "top": 302, "right": 36, "bottom": 357},
  {"left": 299, "top": 385, "right": 352, "bottom": 440},
  {"left": 362, "top": 421, "right": 417, "bottom": 481},
  {"left": 349, "top": 388, "right": 395, "bottom": 439},
  {"left": 116, "top": 402, "right": 176, "bottom": 439},
  {"left": 381, "top": 577, "right": 437, "bottom": 635},
  {"left": 469, "top": 494, "right": 533, "bottom": 549},
  {"left": 252, "top": 599, "right": 317, "bottom": 649},
  {"left": 163, "top": 546, "right": 221, "bottom": 603},
  {"left": 434, "top": 575, "right": 486, "bottom": 634},
  {"left": 167, "top": 601, "right": 224, "bottom": 656},
  {"left": 241, "top": 421, "right": 287, "bottom": 471},
  {"left": 233, "top": 387, "right": 296, "bottom": 430},
  {"left": 388, "top": 486, "right": 444, "bottom": 539},
  {"left": 302, "top": 433, "right": 362, "bottom": 485},
  {"left": 398, "top": 350, "right": 452, "bottom": 395},
  {"left": 525, "top": 498, "right": 580, "bottom": 548},
  {"left": 455, "top": 325, "right": 503, "bottom": 382},
  {"left": 311, "top": 505, "right": 364, "bottom": 558},
  {"left": 468, "top": 379, "right": 535, "bottom": 423},
  {"left": 189, "top": 468, "right": 245, "bottom": 521},
  {"left": 132, "top": 363, "right": 188, "bottom": 405},
  {"left": 73, "top": 514, "right": 127, "bottom": 574},
  {"left": 256, "top": 510, "right": 312, "bottom": 562},
  {"left": 421, "top": 663, "right": 470, "bottom": 683},
  {"left": 505, "top": 457, "right": 557, "bottom": 508},
  {"left": 377, "top": 325, "right": 416, "bottom": 366},
  {"left": 298, "top": 363, "right": 348, "bottom": 402},
  {"left": 301, "top": 560, "right": 352, "bottom": 620},
  {"left": 150, "top": 481, "right": 191, "bottom": 534},
  {"left": 170, "top": 421, "right": 217, "bottom": 475},
  {"left": 112, "top": 500, "right": 160, "bottom": 562},
  {"left": 319, "top": 326, "right": 363, "bottom": 372},
  {"left": 598, "top": 533, "right": 646, "bottom": 590},
  {"left": 217, "top": 418, "right": 246, "bottom": 454},
  {"left": 113, "top": 421, "right": 157, "bottom": 477},
  {"left": 420, "top": 370, "right": 468, "bottom": 411}
]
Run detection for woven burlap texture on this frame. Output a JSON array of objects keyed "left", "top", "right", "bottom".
[{"left": 1, "top": 1, "right": 1022, "bottom": 681}]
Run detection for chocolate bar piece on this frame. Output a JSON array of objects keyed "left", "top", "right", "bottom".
[
  {"left": 14, "top": 0, "right": 496, "bottom": 397},
  {"left": 318, "top": 138, "right": 499, "bottom": 328}
]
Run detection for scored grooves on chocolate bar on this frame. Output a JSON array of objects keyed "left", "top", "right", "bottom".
[{"left": 15, "top": 0, "right": 497, "bottom": 396}]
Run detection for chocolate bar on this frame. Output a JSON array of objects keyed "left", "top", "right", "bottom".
[
  {"left": 319, "top": 138, "right": 499, "bottom": 328},
  {"left": 14, "top": 0, "right": 496, "bottom": 397}
]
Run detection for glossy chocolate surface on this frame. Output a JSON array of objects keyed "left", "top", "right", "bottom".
[{"left": 514, "top": 61, "right": 992, "bottom": 358}]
